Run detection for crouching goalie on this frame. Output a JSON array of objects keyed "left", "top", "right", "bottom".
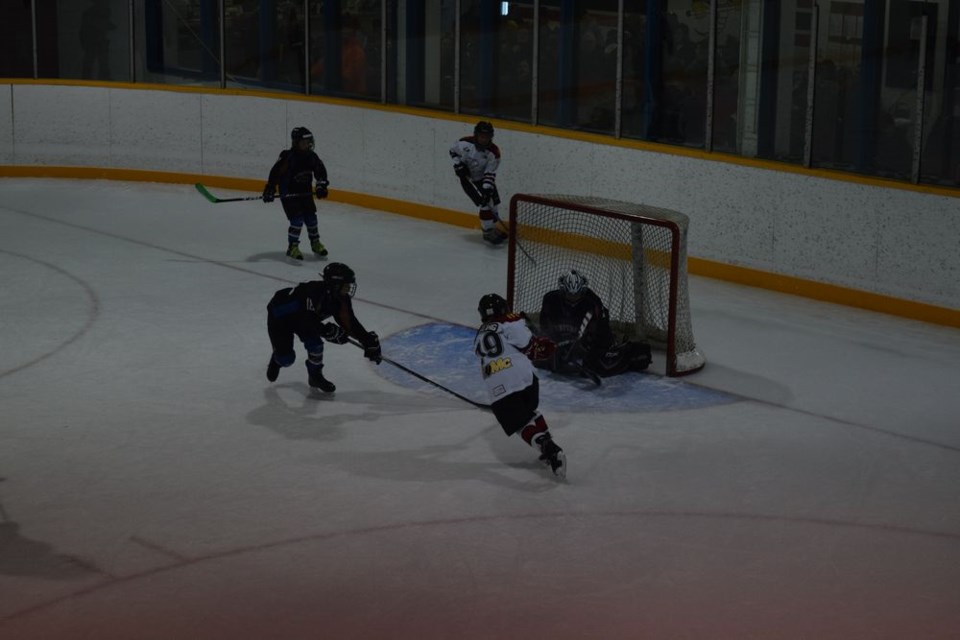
[{"left": 536, "top": 269, "right": 651, "bottom": 378}]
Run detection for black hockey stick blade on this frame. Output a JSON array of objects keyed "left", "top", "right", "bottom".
[
  {"left": 195, "top": 183, "right": 312, "bottom": 204},
  {"left": 577, "top": 363, "right": 602, "bottom": 386}
]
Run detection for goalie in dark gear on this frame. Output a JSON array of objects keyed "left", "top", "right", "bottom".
[{"left": 535, "top": 269, "right": 651, "bottom": 378}]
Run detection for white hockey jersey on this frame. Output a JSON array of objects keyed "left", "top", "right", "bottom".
[
  {"left": 474, "top": 315, "right": 536, "bottom": 400},
  {"left": 450, "top": 136, "right": 500, "bottom": 185}
]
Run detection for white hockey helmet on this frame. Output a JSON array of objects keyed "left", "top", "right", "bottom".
[{"left": 558, "top": 269, "right": 588, "bottom": 299}]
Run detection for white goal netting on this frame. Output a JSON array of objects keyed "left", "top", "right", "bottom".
[{"left": 508, "top": 194, "right": 705, "bottom": 376}]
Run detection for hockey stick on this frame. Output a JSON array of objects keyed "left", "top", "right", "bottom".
[
  {"left": 194, "top": 183, "right": 312, "bottom": 204},
  {"left": 566, "top": 311, "right": 602, "bottom": 386},
  {"left": 525, "top": 312, "right": 601, "bottom": 386},
  {"left": 459, "top": 177, "right": 537, "bottom": 264},
  {"left": 347, "top": 338, "right": 491, "bottom": 410}
]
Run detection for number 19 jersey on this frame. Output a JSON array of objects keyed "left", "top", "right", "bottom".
[{"left": 474, "top": 316, "right": 536, "bottom": 400}]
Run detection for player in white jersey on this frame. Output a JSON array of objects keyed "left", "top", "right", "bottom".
[
  {"left": 474, "top": 293, "right": 566, "bottom": 478},
  {"left": 450, "top": 121, "right": 508, "bottom": 245}
]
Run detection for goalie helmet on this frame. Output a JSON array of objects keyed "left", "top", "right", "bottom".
[
  {"left": 478, "top": 293, "right": 508, "bottom": 321},
  {"left": 323, "top": 262, "right": 357, "bottom": 297},
  {"left": 558, "top": 269, "right": 588, "bottom": 299},
  {"left": 291, "top": 126, "right": 315, "bottom": 152}
]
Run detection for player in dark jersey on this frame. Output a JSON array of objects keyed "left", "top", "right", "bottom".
[
  {"left": 265, "top": 262, "right": 381, "bottom": 393},
  {"left": 263, "top": 126, "right": 330, "bottom": 261},
  {"left": 537, "top": 269, "right": 651, "bottom": 378},
  {"left": 449, "top": 121, "right": 507, "bottom": 245}
]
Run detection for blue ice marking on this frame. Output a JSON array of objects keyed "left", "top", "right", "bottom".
[{"left": 377, "top": 323, "right": 738, "bottom": 413}]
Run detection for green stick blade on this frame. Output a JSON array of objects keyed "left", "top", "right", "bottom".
[{"left": 194, "top": 183, "right": 220, "bottom": 203}]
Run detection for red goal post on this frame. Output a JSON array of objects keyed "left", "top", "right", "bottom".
[{"left": 506, "top": 194, "right": 705, "bottom": 377}]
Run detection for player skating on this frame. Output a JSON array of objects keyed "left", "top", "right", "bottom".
[
  {"left": 537, "top": 269, "right": 651, "bottom": 378},
  {"left": 265, "top": 262, "right": 382, "bottom": 393},
  {"left": 262, "top": 127, "right": 331, "bottom": 262},
  {"left": 450, "top": 121, "right": 508, "bottom": 245},
  {"left": 474, "top": 293, "right": 566, "bottom": 479}
]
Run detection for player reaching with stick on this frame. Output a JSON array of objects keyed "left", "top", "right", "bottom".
[
  {"left": 263, "top": 127, "right": 331, "bottom": 262},
  {"left": 265, "top": 262, "right": 381, "bottom": 393},
  {"left": 475, "top": 293, "right": 566, "bottom": 479}
]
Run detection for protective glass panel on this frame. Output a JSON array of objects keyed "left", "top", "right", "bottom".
[
  {"left": 135, "top": 0, "right": 221, "bottom": 86},
  {"left": 308, "top": 1, "right": 381, "bottom": 100},
  {"left": 0, "top": 2, "right": 35, "bottom": 77},
  {"left": 393, "top": 0, "right": 456, "bottom": 110},
  {"left": 460, "top": 0, "right": 533, "bottom": 121}
]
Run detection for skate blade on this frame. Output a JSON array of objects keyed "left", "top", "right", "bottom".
[
  {"left": 552, "top": 451, "right": 567, "bottom": 480},
  {"left": 540, "top": 451, "right": 567, "bottom": 480}
]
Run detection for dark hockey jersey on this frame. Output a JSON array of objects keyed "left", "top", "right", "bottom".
[
  {"left": 266, "top": 148, "right": 328, "bottom": 198},
  {"left": 538, "top": 288, "right": 613, "bottom": 350},
  {"left": 268, "top": 280, "right": 372, "bottom": 344}
]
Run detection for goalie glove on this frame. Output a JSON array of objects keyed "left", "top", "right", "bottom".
[
  {"left": 524, "top": 336, "right": 556, "bottom": 362},
  {"left": 315, "top": 180, "right": 329, "bottom": 199},
  {"left": 320, "top": 322, "right": 349, "bottom": 344},
  {"left": 363, "top": 331, "right": 382, "bottom": 364},
  {"left": 262, "top": 184, "right": 276, "bottom": 203}
]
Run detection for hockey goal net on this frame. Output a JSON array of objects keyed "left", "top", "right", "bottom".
[{"left": 506, "top": 194, "right": 705, "bottom": 376}]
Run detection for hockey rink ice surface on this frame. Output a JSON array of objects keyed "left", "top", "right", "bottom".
[{"left": 1, "top": 178, "right": 959, "bottom": 639}]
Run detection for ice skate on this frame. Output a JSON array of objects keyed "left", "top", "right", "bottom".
[
  {"left": 310, "top": 239, "right": 328, "bottom": 257},
  {"left": 534, "top": 433, "right": 566, "bottom": 479},
  {"left": 308, "top": 369, "right": 336, "bottom": 393},
  {"left": 266, "top": 356, "right": 280, "bottom": 382},
  {"left": 482, "top": 228, "right": 507, "bottom": 245},
  {"left": 286, "top": 243, "right": 304, "bottom": 262}
]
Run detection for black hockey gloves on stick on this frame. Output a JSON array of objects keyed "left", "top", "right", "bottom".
[{"left": 194, "top": 183, "right": 311, "bottom": 204}]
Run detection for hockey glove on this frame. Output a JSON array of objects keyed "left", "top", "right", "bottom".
[
  {"left": 320, "top": 322, "right": 349, "bottom": 344},
  {"left": 315, "top": 181, "right": 329, "bottom": 199},
  {"left": 453, "top": 162, "right": 470, "bottom": 178},
  {"left": 525, "top": 336, "right": 556, "bottom": 362},
  {"left": 262, "top": 185, "right": 276, "bottom": 203},
  {"left": 363, "top": 332, "right": 382, "bottom": 364},
  {"left": 480, "top": 182, "right": 495, "bottom": 206}
]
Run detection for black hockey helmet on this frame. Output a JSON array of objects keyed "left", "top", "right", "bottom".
[
  {"left": 478, "top": 293, "right": 508, "bottom": 321},
  {"left": 323, "top": 262, "right": 356, "bottom": 297},
  {"left": 474, "top": 121, "right": 494, "bottom": 150},
  {"left": 291, "top": 126, "right": 315, "bottom": 151},
  {"left": 474, "top": 121, "right": 494, "bottom": 138}
]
